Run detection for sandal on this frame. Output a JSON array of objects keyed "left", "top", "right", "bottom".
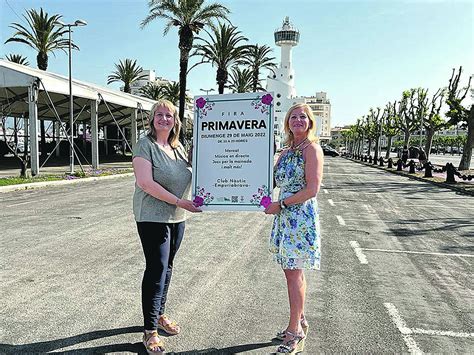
[
  {"left": 143, "top": 330, "right": 164, "bottom": 354},
  {"left": 276, "top": 330, "right": 306, "bottom": 354},
  {"left": 158, "top": 314, "right": 181, "bottom": 335},
  {"left": 276, "top": 315, "right": 309, "bottom": 341}
]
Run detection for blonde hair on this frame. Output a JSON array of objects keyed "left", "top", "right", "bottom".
[
  {"left": 283, "top": 103, "right": 319, "bottom": 147},
  {"left": 147, "top": 99, "right": 181, "bottom": 148}
]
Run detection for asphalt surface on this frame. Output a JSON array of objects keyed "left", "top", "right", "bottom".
[
  {"left": 1, "top": 158, "right": 473, "bottom": 354},
  {"left": 385, "top": 152, "right": 473, "bottom": 169}
]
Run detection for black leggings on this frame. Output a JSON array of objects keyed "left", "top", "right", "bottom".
[{"left": 136, "top": 221, "right": 185, "bottom": 330}]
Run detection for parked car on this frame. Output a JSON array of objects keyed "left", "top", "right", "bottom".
[{"left": 322, "top": 146, "right": 340, "bottom": 157}]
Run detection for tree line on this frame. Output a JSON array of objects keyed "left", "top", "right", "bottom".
[{"left": 341, "top": 67, "right": 473, "bottom": 170}]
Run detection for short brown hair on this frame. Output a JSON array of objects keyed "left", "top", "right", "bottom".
[
  {"left": 283, "top": 103, "right": 318, "bottom": 147},
  {"left": 147, "top": 99, "right": 181, "bottom": 148}
]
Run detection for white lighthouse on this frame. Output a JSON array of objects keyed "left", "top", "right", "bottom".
[{"left": 266, "top": 17, "right": 303, "bottom": 148}]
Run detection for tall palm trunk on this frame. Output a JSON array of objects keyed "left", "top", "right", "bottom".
[
  {"left": 37, "top": 51, "right": 48, "bottom": 70},
  {"left": 217, "top": 68, "right": 227, "bottom": 94},
  {"left": 252, "top": 66, "right": 259, "bottom": 92},
  {"left": 178, "top": 27, "right": 193, "bottom": 143},
  {"left": 37, "top": 51, "right": 48, "bottom": 155}
]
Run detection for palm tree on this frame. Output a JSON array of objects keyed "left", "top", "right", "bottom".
[
  {"left": 228, "top": 67, "right": 253, "bottom": 93},
  {"left": 5, "top": 7, "right": 74, "bottom": 156},
  {"left": 193, "top": 23, "right": 249, "bottom": 94},
  {"left": 5, "top": 54, "right": 30, "bottom": 66},
  {"left": 141, "top": 0, "right": 230, "bottom": 141},
  {"left": 139, "top": 82, "right": 163, "bottom": 100},
  {"left": 160, "top": 82, "right": 182, "bottom": 105},
  {"left": 107, "top": 59, "right": 147, "bottom": 94},
  {"left": 241, "top": 44, "right": 277, "bottom": 92},
  {"left": 5, "top": 8, "right": 73, "bottom": 70}
]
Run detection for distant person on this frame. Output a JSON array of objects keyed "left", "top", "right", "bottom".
[
  {"left": 418, "top": 147, "right": 427, "bottom": 167},
  {"left": 132, "top": 99, "right": 201, "bottom": 354},
  {"left": 401, "top": 145, "right": 409, "bottom": 164},
  {"left": 264, "top": 103, "right": 324, "bottom": 354}
]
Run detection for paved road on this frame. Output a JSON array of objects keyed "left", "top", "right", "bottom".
[
  {"left": 1, "top": 158, "right": 472, "bottom": 353},
  {"left": 385, "top": 152, "right": 473, "bottom": 168}
]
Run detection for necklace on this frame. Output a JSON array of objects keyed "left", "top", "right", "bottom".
[
  {"left": 292, "top": 138, "right": 308, "bottom": 150},
  {"left": 156, "top": 140, "right": 170, "bottom": 149}
]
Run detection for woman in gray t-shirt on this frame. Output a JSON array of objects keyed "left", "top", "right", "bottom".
[{"left": 133, "top": 99, "right": 201, "bottom": 354}]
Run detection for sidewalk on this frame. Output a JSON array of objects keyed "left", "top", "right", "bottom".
[
  {"left": 0, "top": 156, "right": 134, "bottom": 193},
  {"left": 0, "top": 158, "right": 133, "bottom": 178},
  {"left": 347, "top": 157, "right": 474, "bottom": 196}
]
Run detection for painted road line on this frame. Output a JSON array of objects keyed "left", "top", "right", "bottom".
[
  {"left": 349, "top": 241, "right": 368, "bottom": 264},
  {"left": 323, "top": 189, "right": 329, "bottom": 194},
  {"left": 384, "top": 303, "right": 422, "bottom": 354},
  {"left": 328, "top": 199, "right": 335, "bottom": 206},
  {"left": 411, "top": 328, "right": 474, "bottom": 338},
  {"left": 336, "top": 215, "right": 346, "bottom": 226},
  {"left": 361, "top": 248, "right": 474, "bottom": 258},
  {"left": 5, "top": 201, "right": 31, "bottom": 207}
]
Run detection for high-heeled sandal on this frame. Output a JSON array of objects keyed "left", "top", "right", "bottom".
[
  {"left": 157, "top": 314, "right": 181, "bottom": 335},
  {"left": 275, "top": 315, "right": 309, "bottom": 341},
  {"left": 276, "top": 330, "right": 306, "bottom": 354},
  {"left": 143, "top": 330, "right": 164, "bottom": 354}
]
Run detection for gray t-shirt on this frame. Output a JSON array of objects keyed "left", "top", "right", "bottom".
[{"left": 133, "top": 136, "right": 192, "bottom": 223}]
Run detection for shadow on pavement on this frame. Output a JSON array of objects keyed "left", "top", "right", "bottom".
[
  {"left": 0, "top": 325, "right": 278, "bottom": 354},
  {"left": 388, "top": 217, "right": 474, "bottom": 238},
  {"left": 168, "top": 340, "right": 279, "bottom": 354},
  {"left": 0, "top": 326, "right": 143, "bottom": 354}
]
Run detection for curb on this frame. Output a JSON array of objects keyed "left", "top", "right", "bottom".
[
  {"left": 0, "top": 172, "right": 134, "bottom": 193},
  {"left": 346, "top": 158, "right": 474, "bottom": 197}
]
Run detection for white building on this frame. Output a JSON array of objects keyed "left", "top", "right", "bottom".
[
  {"left": 266, "top": 17, "right": 304, "bottom": 148},
  {"left": 129, "top": 69, "right": 172, "bottom": 96},
  {"left": 304, "top": 92, "right": 331, "bottom": 142},
  {"left": 128, "top": 69, "right": 194, "bottom": 131}
]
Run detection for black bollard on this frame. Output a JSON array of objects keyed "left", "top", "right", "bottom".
[
  {"left": 409, "top": 160, "right": 416, "bottom": 174},
  {"left": 445, "top": 163, "right": 456, "bottom": 183},
  {"left": 368, "top": 155, "right": 373, "bottom": 164},
  {"left": 388, "top": 158, "right": 393, "bottom": 168},
  {"left": 379, "top": 157, "right": 384, "bottom": 166},
  {"left": 364, "top": 155, "right": 368, "bottom": 162},
  {"left": 373, "top": 156, "right": 378, "bottom": 165},
  {"left": 396, "top": 159, "right": 403, "bottom": 171},
  {"left": 424, "top": 162, "right": 433, "bottom": 178}
]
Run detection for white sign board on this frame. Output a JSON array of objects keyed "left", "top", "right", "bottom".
[{"left": 192, "top": 92, "right": 274, "bottom": 211}]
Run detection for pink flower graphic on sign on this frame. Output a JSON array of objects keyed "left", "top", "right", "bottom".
[
  {"left": 193, "top": 186, "right": 214, "bottom": 206},
  {"left": 193, "top": 196, "right": 204, "bottom": 207},
  {"left": 196, "top": 97, "right": 206, "bottom": 108},
  {"left": 260, "top": 196, "right": 272, "bottom": 208},
  {"left": 261, "top": 94, "right": 273, "bottom": 105},
  {"left": 250, "top": 185, "right": 270, "bottom": 207},
  {"left": 195, "top": 98, "right": 215, "bottom": 117},
  {"left": 251, "top": 94, "right": 273, "bottom": 115}
]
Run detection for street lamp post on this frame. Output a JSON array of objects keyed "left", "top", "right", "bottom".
[
  {"left": 58, "top": 19, "right": 87, "bottom": 174},
  {"left": 200, "top": 88, "right": 215, "bottom": 95}
]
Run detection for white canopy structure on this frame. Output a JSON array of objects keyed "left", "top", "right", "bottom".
[{"left": 0, "top": 59, "right": 157, "bottom": 175}]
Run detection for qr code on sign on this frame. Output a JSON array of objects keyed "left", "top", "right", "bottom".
[{"left": 231, "top": 196, "right": 238, "bottom": 203}]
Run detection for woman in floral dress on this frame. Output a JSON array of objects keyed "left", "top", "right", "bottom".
[{"left": 264, "top": 103, "right": 324, "bottom": 354}]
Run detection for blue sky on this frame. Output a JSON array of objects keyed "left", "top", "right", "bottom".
[{"left": 1, "top": 0, "right": 472, "bottom": 127}]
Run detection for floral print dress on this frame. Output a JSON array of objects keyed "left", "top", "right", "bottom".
[{"left": 270, "top": 148, "right": 321, "bottom": 270}]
